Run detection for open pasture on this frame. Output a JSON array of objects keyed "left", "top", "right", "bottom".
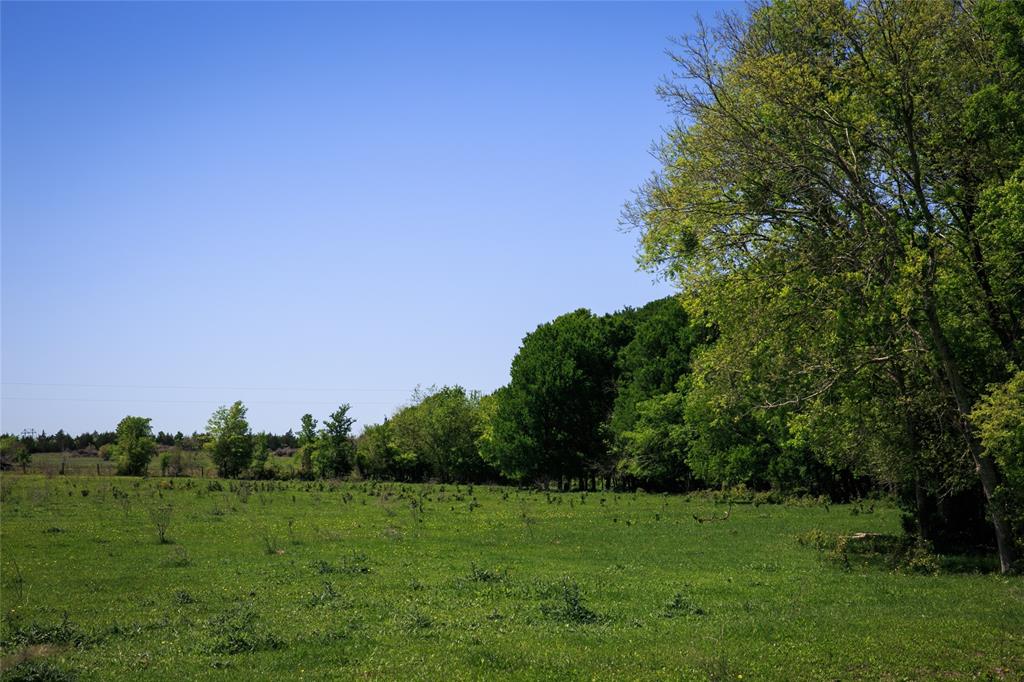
[{"left": 1, "top": 476, "right": 1021, "bottom": 681}]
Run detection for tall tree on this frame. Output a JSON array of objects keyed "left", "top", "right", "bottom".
[
  {"left": 628, "top": 0, "right": 1023, "bottom": 570},
  {"left": 0, "top": 436, "right": 31, "bottom": 473},
  {"left": 113, "top": 416, "right": 156, "bottom": 476},
  {"left": 206, "top": 401, "right": 253, "bottom": 478},
  {"left": 313, "top": 404, "right": 357, "bottom": 479},
  {"left": 485, "top": 309, "right": 616, "bottom": 487}
]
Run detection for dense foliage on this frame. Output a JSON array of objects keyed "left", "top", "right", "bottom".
[
  {"left": 357, "top": 386, "right": 494, "bottom": 483},
  {"left": 112, "top": 416, "right": 156, "bottom": 476},
  {"left": 205, "top": 402, "right": 254, "bottom": 479},
  {"left": 625, "top": 0, "right": 1024, "bottom": 572}
]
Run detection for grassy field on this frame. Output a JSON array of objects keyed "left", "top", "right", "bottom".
[{"left": 0, "top": 475, "right": 1021, "bottom": 681}]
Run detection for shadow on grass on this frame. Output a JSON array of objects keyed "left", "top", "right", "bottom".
[{"left": 798, "top": 530, "right": 1003, "bottom": 575}]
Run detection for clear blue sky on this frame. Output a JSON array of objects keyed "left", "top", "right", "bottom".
[{"left": 2, "top": 1, "right": 734, "bottom": 437}]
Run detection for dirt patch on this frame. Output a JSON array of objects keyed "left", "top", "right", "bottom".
[{"left": 0, "top": 643, "right": 68, "bottom": 672}]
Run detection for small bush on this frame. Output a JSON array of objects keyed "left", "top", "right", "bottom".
[
  {"left": 306, "top": 581, "right": 339, "bottom": 607},
  {"left": 467, "top": 562, "right": 506, "bottom": 583},
  {"left": 206, "top": 607, "right": 284, "bottom": 655},
  {"left": 9, "top": 613, "right": 96, "bottom": 648},
  {"left": 310, "top": 559, "right": 334, "bottom": 575},
  {"left": 540, "top": 578, "right": 601, "bottom": 624},
  {"left": 173, "top": 590, "right": 196, "bottom": 605},
  {"left": 662, "top": 590, "right": 706, "bottom": 618},
  {"left": 148, "top": 505, "right": 173, "bottom": 544}
]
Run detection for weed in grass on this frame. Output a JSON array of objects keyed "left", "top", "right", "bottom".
[
  {"left": 148, "top": 505, "right": 173, "bottom": 544},
  {"left": 2, "top": 659, "right": 78, "bottom": 682},
  {"left": 662, "top": 589, "right": 707, "bottom": 618},
  {"left": 9, "top": 613, "right": 96, "bottom": 648},
  {"left": 206, "top": 607, "right": 284, "bottom": 655},
  {"left": 540, "top": 578, "right": 601, "bottom": 624},
  {"left": 306, "top": 581, "right": 340, "bottom": 607},
  {"left": 172, "top": 590, "right": 196, "bottom": 605},
  {"left": 700, "top": 652, "right": 736, "bottom": 682},
  {"left": 401, "top": 609, "right": 433, "bottom": 632},
  {"left": 310, "top": 559, "right": 334, "bottom": 575},
  {"left": 4, "top": 554, "right": 26, "bottom": 605},
  {"left": 110, "top": 486, "right": 131, "bottom": 517},
  {"left": 338, "top": 552, "right": 371, "bottom": 575},
  {"left": 258, "top": 529, "right": 282, "bottom": 556},
  {"left": 467, "top": 562, "right": 506, "bottom": 583}
]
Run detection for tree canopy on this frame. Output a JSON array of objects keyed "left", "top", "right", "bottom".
[
  {"left": 206, "top": 401, "right": 253, "bottom": 478},
  {"left": 626, "top": 0, "right": 1024, "bottom": 572},
  {"left": 114, "top": 416, "right": 156, "bottom": 476}
]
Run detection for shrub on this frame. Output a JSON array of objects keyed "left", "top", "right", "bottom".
[
  {"left": 206, "top": 607, "right": 284, "bottom": 655},
  {"left": 113, "top": 416, "right": 157, "bottom": 476},
  {"left": 148, "top": 505, "right": 173, "bottom": 544},
  {"left": 466, "top": 562, "right": 506, "bottom": 583},
  {"left": 540, "top": 578, "right": 601, "bottom": 624},
  {"left": 662, "top": 589, "right": 706, "bottom": 617},
  {"left": 9, "top": 613, "right": 96, "bottom": 648}
]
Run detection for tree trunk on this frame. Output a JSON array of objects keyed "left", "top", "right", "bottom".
[
  {"left": 913, "top": 474, "right": 932, "bottom": 543},
  {"left": 924, "top": 297, "right": 1017, "bottom": 573}
]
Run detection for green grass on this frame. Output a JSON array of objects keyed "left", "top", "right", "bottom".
[{"left": 1, "top": 476, "right": 1021, "bottom": 680}]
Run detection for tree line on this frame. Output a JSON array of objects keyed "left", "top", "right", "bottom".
[{"left": 0, "top": 427, "right": 303, "bottom": 456}]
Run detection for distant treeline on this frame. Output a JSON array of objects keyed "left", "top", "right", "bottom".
[{"left": 1, "top": 428, "right": 300, "bottom": 455}]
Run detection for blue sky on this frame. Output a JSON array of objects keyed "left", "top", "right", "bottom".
[{"left": 2, "top": 1, "right": 734, "bottom": 436}]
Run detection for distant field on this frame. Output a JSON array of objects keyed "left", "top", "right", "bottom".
[{"left": 0, "top": 475, "right": 1021, "bottom": 680}]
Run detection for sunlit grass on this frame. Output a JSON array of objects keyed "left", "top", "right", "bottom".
[{"left": 1, "top": 475, "right": 1021, "bottom": 680}]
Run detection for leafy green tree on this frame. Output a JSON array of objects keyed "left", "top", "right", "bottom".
[
  {"left": 356, "top": 421, "right": 406, "bottom": 480},
  {"left": 312, "top": 405, "right": 356, "bottom": 479},
  {"left": 609, "top": 297, "right": 704, "bottom": 438},
  {"left": 484, "top": 309, "right": 615, "bottom": 488},
  {"left": 0, "top": 436, "right": 30, "bottom": 473},
  {"left": 627, "top": 0, "right": 1023, "bottom": 570},
  {"left": 113, "top": 416, "right": 157, "bottom": 476},
  {"left": 412, "top": 387, "right": 492, "bottom": 482},
  {"left": 607, "top": 297, "right": 710, "bottom": 489},
  {"left": 973, "top": 369, "right": 1024, "bottom": 567},
  {"left": 296, "top": 413, "right": 319, "bottom": 479},
  {"left": 617, "top": 386, "right": 693, "bottom": 489},
  {"left": 206, "top": 401, "right": 253, "bottom": 478},
  {"left": 251, "top": 432, "right": 271, "bottom": 478}
]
